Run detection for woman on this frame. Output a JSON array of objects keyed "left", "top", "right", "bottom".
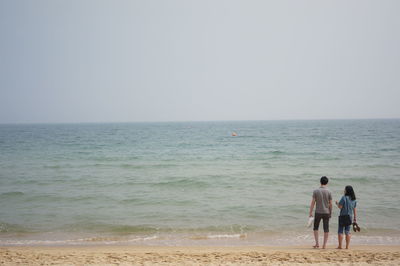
[{"left": 335, "top": 185, "right": 357, "bottom": 249}]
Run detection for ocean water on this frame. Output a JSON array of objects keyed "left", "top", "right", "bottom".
[{"left": 0, "top": 119, "right": 400, "bottom": 246}]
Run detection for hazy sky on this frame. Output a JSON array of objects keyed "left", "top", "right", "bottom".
[{"left": 0, "top": 1, "right": 399, "bottom": 123}]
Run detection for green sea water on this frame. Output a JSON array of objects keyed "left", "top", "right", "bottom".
[{"left": 0, "top": 119, "right": 399, "bottom": 246}]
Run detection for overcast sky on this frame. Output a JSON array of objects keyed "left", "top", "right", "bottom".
[{"left": 0, "top": 0, "right": 399, "bottom": 123}]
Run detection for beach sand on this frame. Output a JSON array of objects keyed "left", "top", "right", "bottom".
[{"left": 1, "top": 245, "right": 399, "bottom": 265}]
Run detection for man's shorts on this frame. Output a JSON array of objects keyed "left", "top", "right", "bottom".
[{"left": 313, "top": 213, "right": 330, "bottom": 233}]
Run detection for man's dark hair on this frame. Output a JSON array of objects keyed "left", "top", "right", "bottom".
[{"left": 320, "top": 176, "right": 329, "bottom": 185}]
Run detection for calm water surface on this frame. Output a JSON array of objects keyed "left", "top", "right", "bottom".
[{"left": 0, "top": 119, "right": 399, "bottom": 246}]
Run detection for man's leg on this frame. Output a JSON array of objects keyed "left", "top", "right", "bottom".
[
  {"left": 313, "top": 214, "right": 322, "bottom": 248},
  {"left": 322, "top": 214, "right": 330, "bottom": 249},
  {"left": 323, "top": 232, "right": 329, "bottom": 249},
  {"left": 313, "top": 230, "right": 319, "bottom": 247}
]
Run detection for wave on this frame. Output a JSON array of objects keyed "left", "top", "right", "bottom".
[
  {"left": 3, "top": 232, "right": 400, "bottom": 246},
  {"left": 120, "top": 198, "right": 195, "bottom": 207},
  {"left": 190, "top": 234, "right": 246, "bottom": 240},
  {"left": 59, "top": 223, "right": 246, "bottom": 235},
  {"left": 120, "top": 197, "right": 144, "bottom": 204},
  {"left": 0, "top": 222, "right": 31, "bottom": 233},
  {"left": 43, "top": 165, "right": 63, "bottom": 169},
  {"left": 0, "top": 191, "right": 24, "bottom": 198},
  {"left": 253, "top": 150, "right": 287, "bottom": 156},
  {"left": 271, "top": 150, "right": 285, "bottom": 155},
  {"left": 91, "top": 156, "right": 140, "bottom": 162},
  {"left": 365, "top": 164, "right": 400, "bottom": 169},
  {"left": 1, "top": 192, "right": 117, "bottom": 204},
  {"left": 150, "top": 178, "right": 210, "bottom": 189},
  {"left": 0, "top": 235, "right": 161, "bottom": 246},
  {"left": 118, "top": 163, "right": 146, "bottom": 169},
  {"left": 338, "top": 176, "right": 400, "bottom": 184},
  {"left": 119, "top": 163, "right": 179, "bottom": 169},
  {"left": 57, "top": 162, "right": 181, "bottom": 169},
  {"left": 10, "top": 179, "right": 45, "bottom": 185},
  {"left": 47, "top": 223, "right": 160, "bottom": 235},
  {"left": 379, "top": 148, "right": 400, "bottom": 152},
  {"left": 317, "top": 156, "right": 341, "bottom": 161},
  {"left": 2, "top": 221, "right": 400, "bottom": 246},
  {"left": 18, "top": 223, "right": 260, "bottom": 235}
]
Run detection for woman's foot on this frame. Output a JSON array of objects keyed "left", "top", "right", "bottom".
[
  {"left": 336, "top": 246, "right": 342, "bottom": 249},
  {"left": 313, "top": 245, "right": 319, "bottom": 249}
]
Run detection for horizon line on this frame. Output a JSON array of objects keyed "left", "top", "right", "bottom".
[{"left": 1, "top": 117, "right": 399, "bottom": 125}]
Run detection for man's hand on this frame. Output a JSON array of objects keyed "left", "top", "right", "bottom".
[{"left": 309, "top": 197, "right": 315, "bottom": 218}]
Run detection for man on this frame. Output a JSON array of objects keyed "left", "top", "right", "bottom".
[{"left": 309, "top": 176, "right": 332, "bottom": 249}]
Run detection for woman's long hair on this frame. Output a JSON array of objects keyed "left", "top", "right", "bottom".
[{"left": 345, "top": 185, "right": 356, "bottom": 201}]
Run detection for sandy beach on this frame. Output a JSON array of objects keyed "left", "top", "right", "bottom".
[{"left": 1, "top": 245, "right": 399, "bottom": 265}]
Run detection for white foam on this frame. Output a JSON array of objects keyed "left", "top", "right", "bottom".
[
  {"left": 127, "top": 235, "right": 158, "bottom": 242},
  {"left": 206, "top": 234, "right": 245, "bottom": 239}
]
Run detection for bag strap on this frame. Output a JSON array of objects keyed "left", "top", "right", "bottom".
[{"left": 343, "top": 196, "right": 351, "bottom": 215}]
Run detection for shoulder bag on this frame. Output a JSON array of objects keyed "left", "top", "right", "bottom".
[{"left": 338, "top": 196, "right": 352, "bottom": 227}]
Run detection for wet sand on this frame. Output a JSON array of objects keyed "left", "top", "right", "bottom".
[{"left": 1, "top": 245, "right": 399, "bottom": 265}]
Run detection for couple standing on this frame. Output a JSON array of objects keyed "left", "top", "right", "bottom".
[{"left": 309, "top": 176, "right": 358, "bottom": 249}]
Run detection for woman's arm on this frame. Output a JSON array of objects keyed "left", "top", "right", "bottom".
[
  {"left": 353, "top": 207, "right": 357, "bottom": 222},
  {"left": 335, "top": 200, "right": 343, "bottom": 209}
]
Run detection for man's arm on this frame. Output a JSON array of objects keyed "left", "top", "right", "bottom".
[
  {"left": 328, "top": 200, "right": 332, "bottom": 218},
  {"left": 309, "top": 197, "right": 315, "bottom": 217}
]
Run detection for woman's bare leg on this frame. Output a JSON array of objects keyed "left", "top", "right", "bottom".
[
  {"left": 345, "top": 234, "right": 351, "bottom": 249},
  {"left": 337, "top": 233, "right": 343, "bottom": 249}
]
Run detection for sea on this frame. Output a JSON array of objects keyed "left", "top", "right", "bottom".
[{"left": 0, "top": 119, "right": 399, "bottom": 246}]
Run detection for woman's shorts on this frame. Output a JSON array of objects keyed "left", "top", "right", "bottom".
[{"left": 338, "top": 224, "right": 351, "bottom": 235}]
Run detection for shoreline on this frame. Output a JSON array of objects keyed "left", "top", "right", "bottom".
[
  {"left": 1, "top": 245, "right": 399, "bottom": 265},
  {"left": 3, "top": 228, "right": 400, "bottom": 247}
]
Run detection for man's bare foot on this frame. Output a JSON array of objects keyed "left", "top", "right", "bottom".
[
  {"left": 313, "top": 245, "right": 319, "bottom": 249},
  {"left": 336, "top": 246, "right": 342, "bottom": 249},
  {"left": 322, "top": 246, "right": 326, "bottom": 249}
]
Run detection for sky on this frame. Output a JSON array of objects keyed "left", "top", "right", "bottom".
[{"left": 0, "top": 0, "right": 399, "bottom": 123}]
